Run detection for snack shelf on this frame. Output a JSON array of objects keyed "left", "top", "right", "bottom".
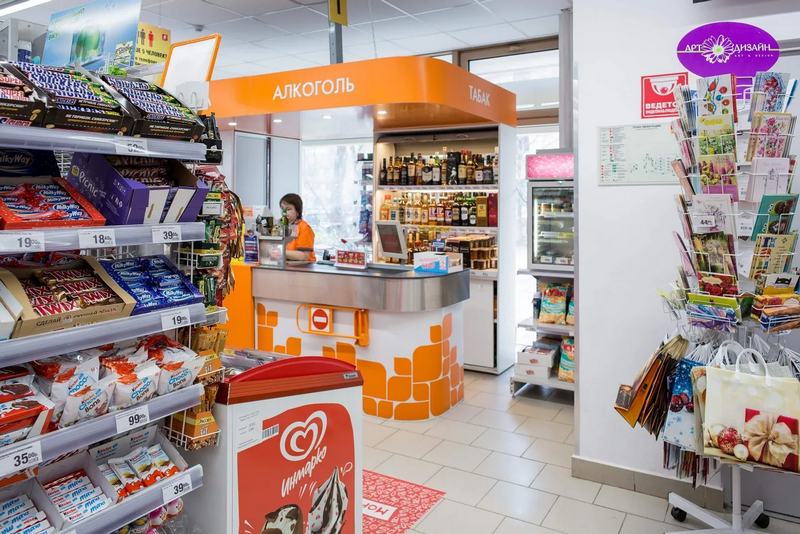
[
  {"left": 471, "top": 268, "right": 498, "bottom": 280},
  {"left": 0, "top": 303, "right": 212, "bottom": 365},
  {"left": 0, "top": 125, "right": 207, "bottom": 160},
  {"left": 63, "top": 464, "right": 203, "bottom": 534},
  {"left": 511, "top": 372, "right": 575, "bottom": 393},
  {"left": 34, "top": 384, "right": 203, "bottom": 463},
  {"left": 377, "top": 184, "right": 498, "bottom": 191},
  {"left": 402, "top": 224, "right": 498, "bottom": 233},
  {"left": 518, "top": 266, "right": 575, "bottom": 278},
  {"left": 517, "top": 317, "right": 574, "bottom": 336},
  {"left": 0, "top": 223, "right": 206, "bottom": 253}
]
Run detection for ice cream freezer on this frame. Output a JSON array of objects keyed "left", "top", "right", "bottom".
[{"left": 182, "top": 357, "right": 364, "bottom": 534}]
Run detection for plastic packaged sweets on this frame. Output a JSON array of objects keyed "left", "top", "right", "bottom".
[{"left": 538, "top": 283, "right": 569, "bottom": 324}]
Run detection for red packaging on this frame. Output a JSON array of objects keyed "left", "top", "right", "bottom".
[
  {"left": 744, "top": 408, "right": 799, "bottom": 471},
  {"left": 487, "top": 193, "right": 498, "bottom": 227},
  {"left": 0, "top": 178, "right": 104, "bottom": 230}
]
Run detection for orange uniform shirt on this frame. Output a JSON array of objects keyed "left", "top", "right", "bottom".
[{"left": 287, "top": 218, "right": 316, "bottom": 262}]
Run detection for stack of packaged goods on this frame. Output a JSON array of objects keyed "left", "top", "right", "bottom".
[
  {"left": 531, "top": 282, "right": 575, "bottom": 383},
  {"left": 515, "top": 337, "right": 561, "bottom": 383},
  {"left": 0, "top": 364, "right": 53, "bottom": 447},
  {"left": 44, "top": 469, "right": 110, "bottom": 523},
  {"left": 0, "top": 493, "right": 53, "bottom": 534},
  {"left": 0, "top": 182, "right": 103, "bottom": 229}
]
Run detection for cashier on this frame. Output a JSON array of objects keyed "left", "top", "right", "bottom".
[{"left": 280, "top": 194, "right": 317, "bottom": 262}]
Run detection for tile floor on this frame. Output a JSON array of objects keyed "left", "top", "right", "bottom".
[{"left": 365, "top": 369, "right": 800, "bottom": 534}]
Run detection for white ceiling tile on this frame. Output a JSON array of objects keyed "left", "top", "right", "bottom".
[
  {"left": 512, "top": 15, "right": 559, "bottom": 38},
  {"left": 308, "top": 0, "right": 404, "bottom": 24},
  {"left": 212, "top": 67, "right": 240, "bottom": 80},
  {"left": 417, "top": 3, "right": 502, "bottom": 32},
  {"left": 448, "top": 22, "right": 525, "bottom": 46},
  {"left": 217, "top": 41, "right": 285, "bottom": 64},
  {"left": 138, "top": 9, "right": 193, "bottom": 31},
  {"left": 482, "top": 0, "right": 569, "bottom": 22},
  {"left": 141, "top": 0, "right": 172, "bottom": 7},
  {"left": 205, "top": 0, "right": 297, "bottom": 17},
  {"left": 385, "top": 0, "right": 473, "bottom": 15},
  {"left": 14, "top": 6, "right": 56, "bottom": 26},
  {"left": 218, "top": 62, "right": 288, "bottom": 76},
  {"left": 206, "top": 17, "right": 290, "bottom": 42},
  {"left": 143, "top": 0, "right": 242, "bottom": 26},
  {"left": 251, "top": 56, "right": 319, "bottom": 72},
  {"left": 337, "top": 25, "right": 384, "bottom": 45},
  {"left": 353, "top": 16, "right": 436, "bottom": 41},
  {"left": 255, "top": 7, "right": 330, "bottom": 34},
  {"left": 168, "top": 24, "right": 234, "bottom": 44},
  {"left": 344, "top": 40, "right": 412, "bottom": 60},
  {"left": 255, "top": 33, "right": 329, "bottom": 54},
  {"left": 292, "top": 49, "right": 332, "bottom": 66},
  {"left": 390, "top": 32, "right": 466, "bottom": 55}
]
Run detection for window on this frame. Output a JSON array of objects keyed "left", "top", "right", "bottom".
[
  {"left": 469, "top": 50, "right": 559, "bottom": 113},
  {"left": 432, "top": 54, "right": 453, "bottom": 63}
]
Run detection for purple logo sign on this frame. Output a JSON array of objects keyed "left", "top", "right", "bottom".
[{"left": 677, "top": 22, "right": 779, "bottom": 78}]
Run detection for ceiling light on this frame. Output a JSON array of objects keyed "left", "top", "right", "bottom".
[
  {"left": 228, "top": 122, "right": 237, "bottom": 126},
  {"left": 376, "top": 110, "right": 388, "bottom": 115},
  {"left": 0, "top": 0, "right": 51, "bottom": 17},
  {"left": 322, "top": 115, "right": 333, "bottom": 119},
  {"left": 273, "top": 119, "right": 282, "bottom": 123},
  {"left": 541, "top": 101, "right": 560, "bottom": 107}
]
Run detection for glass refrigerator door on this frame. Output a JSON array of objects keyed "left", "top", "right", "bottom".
[{"left": 528, "top": 182, "right": 574, "bottom": 269}]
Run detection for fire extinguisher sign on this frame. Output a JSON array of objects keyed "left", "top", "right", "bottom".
[
  {"left": 641, "top": 72, "right": 688, "bottom": 119},
  {"left": 309, "top": 307, "right": 333, "bottom": 333}
]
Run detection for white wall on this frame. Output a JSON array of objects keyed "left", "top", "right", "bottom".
[{"left": 574, "top": 0, "right": 800, "bottom": 477}]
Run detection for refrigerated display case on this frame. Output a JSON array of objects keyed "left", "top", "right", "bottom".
[{"left": 528, "top": 181, "right": 574, "bottom": 271}]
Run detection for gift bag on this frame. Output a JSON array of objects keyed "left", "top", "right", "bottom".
[
  {"left": 663, "top": 358, "right": 703, "bottom": 449},
  {"left": 704, "top": 349, "right": 800, "bottom": 471}
]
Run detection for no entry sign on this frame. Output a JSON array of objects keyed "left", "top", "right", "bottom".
[{"left": 310, "top": 307, "right": 333, "bottom": 333}]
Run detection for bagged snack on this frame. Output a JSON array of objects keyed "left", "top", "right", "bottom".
[
  {"left": 156, "top": 358, "right": 204, "bottom": 396},
  {"left": 558, "top": 337, "right": 575, "bottom": 383},
  {"left": 539, "top": 283, "right": 569, "bottom": 324},
  {"left": 109, "top": 363, "right": 160, "bottom": 411},
  {"left": 566, "top": 298, "right": 575, "bottom": 326},
  {"left": 40, "top": 356, "right": 100, "bottom": 426},
  {"left": 59, "top": 375, "right": 115, "bottom": 428},
  {"left": 147, "top": 444, "right": 180, "bottom": 477}
]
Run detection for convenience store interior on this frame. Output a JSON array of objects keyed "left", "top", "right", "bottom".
[{"left": 0, "top": 0, "right": 799, "bottom": 533}]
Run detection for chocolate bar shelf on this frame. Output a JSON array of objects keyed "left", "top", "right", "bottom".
[
  {"left": 33, "top": 384, "right": 203, "bottom": 465},
  {"left": 0, "top": 222, "right": 206, "bottom": 253},
  {"left": 0, "top": 303, "right": 220, "bottom": 365},
  {"left": 0, "top": 124, "right": 206, "bottom": 160}
]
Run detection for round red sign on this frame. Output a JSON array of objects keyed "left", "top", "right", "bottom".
[{"left": 312, "top": 309, "right": 329, "bottom": 331}]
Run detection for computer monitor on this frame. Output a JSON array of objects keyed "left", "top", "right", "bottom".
[{"left": 375, "top": 220, "right": 407, "bottom": 261}]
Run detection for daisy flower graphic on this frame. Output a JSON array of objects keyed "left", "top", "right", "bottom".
[{"left": 700, "top": 35, "right": 735, "bottom": 64}]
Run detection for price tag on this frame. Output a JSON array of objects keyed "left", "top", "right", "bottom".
[
  {"left": 0, "top": 441, "right": 41, "bottom": 477},
  {"left": 115, "top": 138, "right": 149, "bottom": 155},
  {"left": 163, "top": 474, "right": 193, "bottom": 502},
  {"left": 691, "top": 214, "right": 716, "bottom": 228},
  {"left": 162, "top": 307, "right": 191, "bottom": 330},
  {"left": 115, "top": 405, "right": 150, "bottom": 434},
  {"left": 202, "top": 202, "right": 222, "bottom": 216},
  {"left": 78, "top": 228, "right": 116, "bottom": 249},
  {"left": 0, "top": 231, "right": 45, "bottom": 252},
  {"left": 152, "top": 225, "right": 182, "bottom": 244}
]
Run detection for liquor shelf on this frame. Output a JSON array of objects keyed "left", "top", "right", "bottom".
[
  {"left": 402, "top": 224, "right": 498, "bottom": 233},
  {"left": 377, "top": 184, "right": 498, "bottom": 191}
]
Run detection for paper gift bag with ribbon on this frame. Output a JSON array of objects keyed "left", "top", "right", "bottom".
[
  {"left": 663, "top": 359, "right": 704, "bottom": 450},
  {"left": 743, "top": 409, "right": 799, "bottom": 470}
]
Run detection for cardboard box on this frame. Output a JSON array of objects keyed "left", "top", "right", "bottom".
[
  {"left": 414, "top": 252, "right": 463, "bottom": 274},
  {"left": 487, "top": 193, "right": 498, "bottom": 227},
  {"left": 0, "top": 256, "right": 135, "bottom": 338},
  {"left": 514, "top": 362, "right": 551, "bottom": 378},
  {"left": 476, "top": 195, "right": 489, "bottom": 227},
  {"left": 0, "top": 63, "right": 48, "bottom": 127},
  {"left": 68, "top": 152, "right": 208, "bottom": 225},
  {"left": 197, "top": 350, "right": 222, "bottom": 378},
  {"left": 0, "top": 176, "right": 105, "bottom": 230},
  {"left": 167, "top": 410, "right": 219, "bottom": 439},
  {"left": 0, "top": 280, "right": 21, "bottom": 342}
]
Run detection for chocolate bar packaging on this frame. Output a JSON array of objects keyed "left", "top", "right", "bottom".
[{"left": 0, "top": 64, "right": 47, "bottom": 127}]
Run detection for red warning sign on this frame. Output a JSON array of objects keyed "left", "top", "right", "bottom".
[
  {"left": 641, "top": 72, "right": 688, "bottom": 119},
  {"left": 310, "top": 307, "right": 332, "bottom": 333}
]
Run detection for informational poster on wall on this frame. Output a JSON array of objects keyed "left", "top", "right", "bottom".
[
  {"left": 134, "top": 22, "right": 171, "bottom": 66},
  {"left": 43, "top": 0, "right": 142, "bottom": 70},
  {"left": 598, "top": 123, "right": 681, "bottom": 185}
]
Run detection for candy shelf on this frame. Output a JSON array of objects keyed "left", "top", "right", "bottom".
[
  {"left": 0, "top": 125, "right": 207, "bottom": 160},
  {"left": 511, "top": 371, "right": 575, "bottom": 394},
  {"left": 517, "top": 316, "right": 574, "bottom": 337},
  {"left": 33, "top": 384, "right": 204, "bottom": 463},
  {"left": 0, "top": 303, "right": 217, "bottom": 365},
  {"left": 65, "top": 465, "right": 203, "bottom": 534},
  {"left": 377, "top": 184, "right": 498, "bottom": 191},
  {"left": 0, "top": 223, "right": 206, "bottom": 253}
]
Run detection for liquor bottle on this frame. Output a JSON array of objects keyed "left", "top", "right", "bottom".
[
  {"left": 404, "top": 193, "right": 414, "bottom": 224},
  {"left": 379, "top": 196, "right": 390, "bottom": 221},
  {"left": 444, "top": 195, "right": 453, "bottom": 226},
  {"left": 460, "top": 193, "right": 469, "bottom": 225},
  {"left": 389, "top": 196, "right": 398, "bottom": 221},
  {"left": 428, "top": 193, "right": 438, "bottom": 225},
  {"left": 466, "top": 152, "right": 475, "bottom": 185},
  {"left": 412, "top": 193, "right": 421, "bottom": 224},
  {"left": 483, "top": 156, "right": 493, "bottom": 184},
  {"left": 416, "top": 154, "right": 424, "bottom": 186},
  {"left": 400, "top": 157, "right": 409, "bottom": 186},
  {"left": 468, "top": 194, "right": 477, "bottom": 226},
  {"left": 475, "top": 155, "right": 484, "bottom": 184},
  {"left": 451, "top": 193, "right": 461, "bottom": 226},
  {"left": 448, "top": 151, "right": 459, "bottom": 185},
  {"left": 420, "top": 194, "right": 429, "bottom": 225},
  {"left": 398, "top": 194, "right": 406, "bottom": 224},
  {"left": 406, "top": 230, "right": 414, "bottom": 262},
  {"left": 436, "top": 193, "right": 445, "bottom": 225},
  {"left": 441, "top": 149, "right": 450, "bottom": 185},
  {"left": 379, "top": 158, "right": 387, "bottom": 185},
  {"left": 281, "top": 208, "right": 290, "bottom": 236},
  {"left": 422, "top": 158, "right": 433, "bottom": 185},
  {"left": 431, "top": 152, "right": 442, "bottom": 185},
  {"left": 493, "top": 148, "right": 499, "bottom": 183}
]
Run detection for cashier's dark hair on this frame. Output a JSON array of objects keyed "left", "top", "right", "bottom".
[{"left": 280, "top": 193, "right": 303, "bottom": 219}]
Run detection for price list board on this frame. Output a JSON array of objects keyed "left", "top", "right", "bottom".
[{"left": 598, "top": 123, "right": 681, "bottom": 185}]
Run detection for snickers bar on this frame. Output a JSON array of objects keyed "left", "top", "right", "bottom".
[
  {"left": 119, "top": 88, "right": 178, "bottom": 105},
  {"left": 131, "top": 99, "right": 194, "bottom": 119},
  {"left": 104, "top": 76, "right": 159, "bottom": 92}
]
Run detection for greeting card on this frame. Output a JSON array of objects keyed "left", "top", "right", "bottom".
[
  {"left": 692, "top": 231, "right": 736, "bottom": 276},
  {"left": 689, "top": 193, "right": 736, "bottom": 236},
  {"left": 746, "top": 112, "right": 795, "bottom": 161},
  {"left": 749, "top": 233, "right": 798, "bottom": 279},
  {"left": 698, "top": 271, "right": 739, "bottom": 296},
  {"left": 698, "top": 74, "right": 737, "bottom": 122},
  {"left": 697, "top": 115, "right": 737, "bottom": 158},
  {"left": 747, "top": 157, "right": 791, "bottom": 203},
  {"left": 750, "top": 194, "right": 798, "bottom": 240},
  {"left": 749, "top": 72, "right": 791, "bottom": 121},
  {"left": 698, "top": 154, "right": 739, "bottom": 201}
]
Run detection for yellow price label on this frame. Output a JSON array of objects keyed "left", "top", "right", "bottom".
[
  {"left": 557, "top": 232, "right": 575, "bottom": 239},
  {"left": 328, "top": 0, "right": 348, "bottom": 25}
]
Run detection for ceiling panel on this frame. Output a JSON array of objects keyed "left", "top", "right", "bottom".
[
  {"left": 141, "top": 0, "right": 173, "bottom": 7},
  {"left": 353, "top": 16, "right": 437, "bottom": 41},
  {"left": 217, "top": 41, "right": 285, "bottom": 64},
  {"left": 206, "top": 16, "right": 290, "bottom": 41},
  {"left": 292, "top": 49, "right": 332, "bottom": 66},
  {"left": 448, "top": 22, "right": 525, "bottom": 47},
  {"left": 255, "top": 32, "right": 329, "bottom": 54},
  {"left": 418, "top": 3, "right": 503, "bottom": 32},
  {"left": 512, "top": 15, "right": 559, "bottom": 39},
  {"left": 205, "top": 0, "right": 297, "bottom": 17},
  {"left": 252, "top": 55, "right": 319, "bottom": 72},
  {"left": 482, "top": 0, "right": 569, "bottom": 22},
  {"left": 344, "top": 40, "right": 412, "bottom": 60},
  {"left": 167, "top": 24, "right": 233, "bottom": 44},
  {"left": 138, "top": 9, "right": 192, "bottom": 31},
  {"left": 143, "top": 0, "right": 242, "bottom": 26},
  {"left": 255, "top": 6, "right": 330, "bottom": 33},
  {"left": 384, "top": 0, "right": 473, "bottom": 15},
  {"left": 308, "top": 0, "right": 404, "bottom": 24},
  {"left": 390, "top": 32, "right": 466, "bottom": 55},
  {"left": 218, "top": 61, "right": 290, "bottom": 76},
  {"left": 211, "top": 67, "right": 239, "bottom": 80}
]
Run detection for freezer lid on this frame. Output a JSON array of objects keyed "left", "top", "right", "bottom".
[{"left": 218, "top": 356, "right": 363, "bottom": 405}]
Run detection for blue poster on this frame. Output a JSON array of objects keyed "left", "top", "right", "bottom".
[{"left": 42, "top": 0, "right": 142, "bottom": 70}]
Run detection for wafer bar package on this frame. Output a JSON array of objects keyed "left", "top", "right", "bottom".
[
  {"left": 147, "top": 444, "right": 179, "bottom": 477},
  {"left": 99, "top": 463, "right": 129, "bottom": 500},
  {"left": 108, "top": 456, "right": 143, "bottom": 495}
]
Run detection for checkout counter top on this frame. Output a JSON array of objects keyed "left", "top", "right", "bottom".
[{"left": 252, "top": 263, "right": 470, "bottom": 312}]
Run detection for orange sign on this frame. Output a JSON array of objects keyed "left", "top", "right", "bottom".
[{"left": 208, "top": 57, "right": 516, "bottom": 127}]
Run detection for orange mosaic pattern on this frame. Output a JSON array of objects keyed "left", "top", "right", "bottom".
[{"left": 256, "top": 303, "right": 464, "bottom": 420}]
